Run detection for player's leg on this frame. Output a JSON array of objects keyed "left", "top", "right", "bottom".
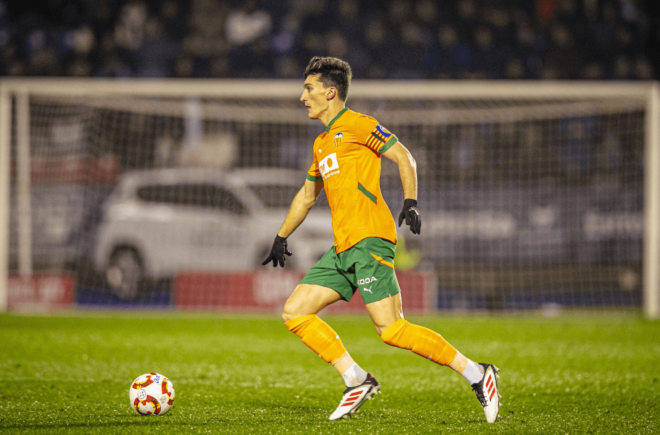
[
  {"left": 366, "top": 292, "right": 469, "bottom": 374},
  {"left": 355, "top": 237, "right": 501, "bottom": 423},
  {"left": 284, "top": 246, "right": 382, "bottom": 420},
  {"left": 366, "top": 292, "right": 501, "bottom": 423},
  {"left": 282, "top": 283, "right": 355, "bottom": 376},
  {"left": 282, "top": 246, "right": 370, "bottom": 389},
  {"left": 283, "top": 283, "right": 379, "bottom": 421},
  {"left": 282, "top": 283, "right": 342, "bottom": 320}
]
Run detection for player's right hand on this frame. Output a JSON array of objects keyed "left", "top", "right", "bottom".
[
  {"left": 262, "top": 235, "right": 292, "bottom": 267},
  {"left": 398, "top": 199, "right": 421, "bottom": 235}
]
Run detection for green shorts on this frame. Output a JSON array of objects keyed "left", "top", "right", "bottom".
[{"left": 299, "top": 237, "right": 400, "bottom": 304}]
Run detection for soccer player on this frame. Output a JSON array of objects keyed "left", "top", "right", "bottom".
[{"left": 262, "top": 56, "right": 501, "bottom": 423}]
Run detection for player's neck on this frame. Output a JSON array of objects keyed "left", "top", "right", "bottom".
[{"left": 319, "top": 102, "right": 346, "bottom": 128}]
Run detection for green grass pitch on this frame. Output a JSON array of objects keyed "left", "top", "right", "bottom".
[{"left": 0, "top": 312, "right": 658, "bottom": 434}]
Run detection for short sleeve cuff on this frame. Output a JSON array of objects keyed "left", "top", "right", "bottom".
[
  {"left": 307, "top": 174, "right": 324, "bottom": 182},
  {"left": 378, "top": 136, "right": 398, "bottom": 154}
]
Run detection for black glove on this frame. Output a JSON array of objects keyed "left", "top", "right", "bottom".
[
  {"left": 262, "top": 235, "right": 292, "bottom": 267},
  {"left": 398, "top": 199, "right": 421, "bottom": 235}
]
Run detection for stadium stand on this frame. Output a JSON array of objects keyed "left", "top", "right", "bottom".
[{"left": 0, "top": 0, "right": 658, "bottom": 80}]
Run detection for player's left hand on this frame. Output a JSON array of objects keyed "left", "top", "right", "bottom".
[
  {"left": 398, "top": 199, "right": 421, "bottom": 235},
  {"left": 262, "top": 235, "right": 293, "bottom": 267}
]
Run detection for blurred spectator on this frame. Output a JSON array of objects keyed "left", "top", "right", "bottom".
[
  {"left": 390, "top": 20, "right": 427, "bottom": 79},
  {"left": 514, "top": 20, "right": 543, "bottom": 78},
  {"left": 28, "top": 47, "right": 61, "bottom": 76},
  {"left": 186, "top": 0, "right": 229, "bottom": 56},
  {"left": 632, "top": 57, "right": 654, "bottom": 80},
  {"left": 468, "top": 26, "right": 499, "bottom": 79},
  {"left": 135, "top": 16, "right": 178, "bottom": 77},
  {"left": 538, "top": 0, "right": 555, "bottom": 23},
  {"left": 161, "top": 0, "right": 188, "bottom": 41},
  {"left": 457, "top": 0, "right": 478, "bottom": 24},
  {"left": 178, "top": 0, "right": 229, "bottom": 77},
  {"left": 505, "top": 57, "right": 525, "bottom": 79},
  {"left": 333, "top": 0, "right": 369, "bottom": 77},
  {"left": 613, "top": 55, "right": 631, "bottom": 80},
  {"left": 541, "top": 22, "right": 581, "bottom": 79},
  {"left": 228, "top": 36, "right": 275, "bottom": 78},
  {"left": 437, "top": 25, "right": 470, "bottom": 78},
  {"left": 589, "top": 1, "right": 618, "bottom": 60},
  {"left": 225, "top": 0, "right": 271, "bottom": 45},
  {"left": 114, "top": 1, "right": 147, "bottom": 52},
  {"left": 174, "top": 53, "right": 194, "bottom": 78},
  {"left": 363, "top": 13, "right": 391, "bottom": 79},
  {"left": 580, "top": 62, "right": 603, "bottom": 80},
  {"left": 0, "top": 0, "right": 657, "bottom": 80}
]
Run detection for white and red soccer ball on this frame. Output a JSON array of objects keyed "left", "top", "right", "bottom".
[{"left": 129, "top": 372, "right": 175, "bottom": 415}]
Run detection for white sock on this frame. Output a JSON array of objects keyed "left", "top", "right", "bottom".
[
  {"left": 462, "top": 360, "right": 485, "bottom": 385},
  {"left": 342, "top": 363, "right": 368, "bottom": 388}
]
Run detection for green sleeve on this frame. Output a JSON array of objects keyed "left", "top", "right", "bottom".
[
  {"left": 306, "top": 174, "right": 323, "bottom": 183},
  {"left": 378, "top": 136, "right": 398, "bottom": 154}
]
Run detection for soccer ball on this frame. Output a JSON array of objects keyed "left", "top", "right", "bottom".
[{"left": 129, "top": 372, "right": 176, "bottom": 415}]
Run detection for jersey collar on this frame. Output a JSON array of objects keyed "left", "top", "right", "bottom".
[{"left": 325, "top": 107, "right": 349, "bottom": 133}]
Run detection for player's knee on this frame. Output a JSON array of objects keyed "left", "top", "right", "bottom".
[
  {"left": 381, "top": 331, "right": 401, "bottom": 348},
  {"left": 281, "top": 306, "right": 296, "bottom": 323},
  {"left": 374, "top": 323, "right": 389, "bottom": 337},
  {"left": 380, "top": 318, "right": 408, "bottom": 347},
  {"left": 380, "top": 326, "right": 398, "bottom": 345},
  {"left": 282, "top": 299, "right": 304, "bottom": 323}
]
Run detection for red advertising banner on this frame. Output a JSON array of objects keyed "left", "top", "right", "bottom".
[
  {"left": 12, "top": 155, "right": 121, "bottom": 185},
  {"left": 174, "top": 270, "right": 434, "bottom": 314},
  {"left": 7, "top": 274, "right": 76, "bottom": 310}
]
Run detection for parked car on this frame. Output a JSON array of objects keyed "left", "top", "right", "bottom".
[
  {"left": 230, "top": 167, "right": 329, "bottom": 210},
  {"left": 8, "top": 184, "right": 112, "bottom": 280},
  {"left": 93, "top": 168, "right": 334, "bottom": 299}
]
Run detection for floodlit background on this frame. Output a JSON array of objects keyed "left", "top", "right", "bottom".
[
  {"left": 1, "top": 0, "right": 659, "bottom": 315},
  {"left": 2, "top": 0, "right": 659, "bottom": 80}
]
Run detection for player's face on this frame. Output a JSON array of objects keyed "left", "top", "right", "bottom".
[{"left": 301, "top": 75, "right": 331, "bottom": 119}]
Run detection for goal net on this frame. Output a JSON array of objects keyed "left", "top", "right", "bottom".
[{"left": 1, "top": 80, "right": 658, "bottom": 317}]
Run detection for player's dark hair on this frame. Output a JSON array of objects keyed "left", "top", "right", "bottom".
[{"left": 304, "top": 57, "right": 352, "bottom": 102}]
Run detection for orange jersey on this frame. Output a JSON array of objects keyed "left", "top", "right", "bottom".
[{"left": 307, "top": 107, "right": 398, "bottom": 253}]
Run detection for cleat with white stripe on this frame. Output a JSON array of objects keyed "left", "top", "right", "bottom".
[
  {"left": 471, "top": 364, "right": 501, "bottom": 423},
  {"left": 328, "top": 374, "right": 380, "bottom": 420}
]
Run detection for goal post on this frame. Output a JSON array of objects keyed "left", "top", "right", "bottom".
[
  {"left": 0, "top": 78, "right": 658, "bottom": 318},
  {"left": 0, "top": 83, "right": 10, "bottom": 312},
  {"left": 644, "top": 82, "right": 660, "bottom": 320}
]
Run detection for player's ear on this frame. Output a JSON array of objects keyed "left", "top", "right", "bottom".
[{"left": 327, "top": 87, "right": 337, "bottom": 100}]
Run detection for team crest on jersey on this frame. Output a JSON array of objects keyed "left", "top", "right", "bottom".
[{"left": 333, "top": 132, "right": 343, "bottom": 147}]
